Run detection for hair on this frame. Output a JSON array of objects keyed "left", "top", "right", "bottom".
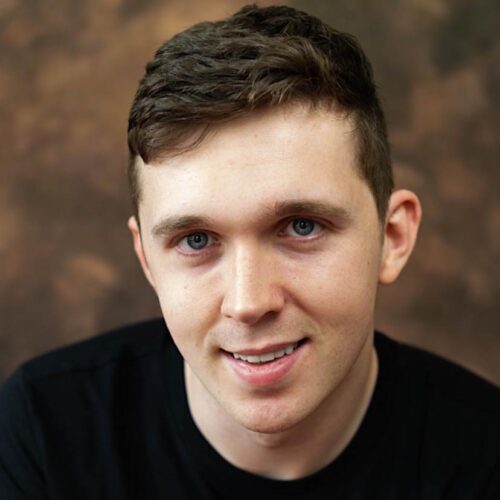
[{"left": 127, "top": 4, "right": 394, "bottom": 221}]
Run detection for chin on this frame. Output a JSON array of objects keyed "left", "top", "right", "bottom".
[{"left": 233, "top": 401, "right": 310, "bottom": 435}]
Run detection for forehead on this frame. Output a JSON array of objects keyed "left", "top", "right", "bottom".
[{"left": 136, "top": 105, "right": 367, "bottom": 225}]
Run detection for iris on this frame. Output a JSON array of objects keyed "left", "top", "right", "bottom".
[
  {"left": 293, "top": 219, "right": 315, "bottom": 236},
  {"left": 186, "top": 233, "right": 209, "bottom": 249}
]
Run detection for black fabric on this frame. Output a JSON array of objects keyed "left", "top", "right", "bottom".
[{"left": 1, "top": 318, "right": 499, "bottom": 499}]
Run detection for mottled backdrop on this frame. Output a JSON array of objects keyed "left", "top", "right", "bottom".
[{"left": 1, "top": 0, "right": 498, "bottom": 384}]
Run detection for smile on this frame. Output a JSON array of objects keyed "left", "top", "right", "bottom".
[
  {"left": 231, "top": 341, "right": 300, "bottom": 364},
  {"left": 223, "top": 340, "right": 307, "bottom": 387}
]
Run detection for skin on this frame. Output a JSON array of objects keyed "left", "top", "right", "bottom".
[{"left": 128, "top": 104, "right": 421, "bottom": 479}]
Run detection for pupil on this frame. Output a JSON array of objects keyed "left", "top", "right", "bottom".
[
  {"left": 187, "top": 233, "right": 208, "bottom": 249},
  {"left": 293, "top": 219, "right": 314, "bottom": 236}
]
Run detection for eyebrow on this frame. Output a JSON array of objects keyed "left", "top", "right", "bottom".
[
  {"left": 152, "top": 215, "right": 215, "bottom": 237},
  {"left": 151, "top": 199, "right": 352, "bottom": 237},
  {"left": 273, "top": 200, "right": 352, "bottom": 223}
]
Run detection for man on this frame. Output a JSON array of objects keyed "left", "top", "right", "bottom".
[{"left": 1, "top": 4, "right": 499, "bottom": 499}]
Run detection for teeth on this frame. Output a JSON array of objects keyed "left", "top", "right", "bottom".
[{"left": 232, "top": 342, "right": 300, "bottom": 364}]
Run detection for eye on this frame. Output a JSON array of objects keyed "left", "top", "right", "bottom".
[
  {"left": 177, "top": 232, "right": 215, "bottom": 253},
  {"left": 280, "top": 218, "right": 323, "bottom": 239}
]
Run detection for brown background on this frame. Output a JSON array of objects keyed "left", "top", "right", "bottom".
[{"left": 1, "top": 0, "right": 498, "bottom": 384}]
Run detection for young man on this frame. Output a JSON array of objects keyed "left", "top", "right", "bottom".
[{"left": 1, "top": 5, "right": 499, "bottom": 499}]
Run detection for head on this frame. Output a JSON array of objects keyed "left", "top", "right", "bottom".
[{"left": 126, "top": 5, "right": 420, "bottom": 436}]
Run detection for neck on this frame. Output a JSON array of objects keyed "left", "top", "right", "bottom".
[{"left": 184, "top": 335, "right": 378, "bottom": 480}]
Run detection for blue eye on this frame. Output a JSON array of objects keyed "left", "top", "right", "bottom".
[
  {"left": 186, "top": 232, "right": 209, "bottom": 250},
  {"left": 292, "top": 218, "right": 315, "bottom": 236}
]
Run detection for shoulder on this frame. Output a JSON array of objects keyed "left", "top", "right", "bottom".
[
  {"left": 376, "top": 331, "right": 500, "bottom": 415},
  {"left": 0, "top": 317, "right": 171, "bottom": 437},
  {"left": 376, "top": 333, "right": 500, "bottom": 496},
  {"left": 17, "top": 317, "right": 168, "bottom": 383},
  {"left": 0, "top": 318, "right": 170, "bottom": 495},
  {"left": 376, "top": 329, "right": 500, "bottom": 486}
]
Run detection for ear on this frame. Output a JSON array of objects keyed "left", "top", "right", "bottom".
[
  {"left": 128, "top": 216, "right": 156, "bottom": 290},
  {"left": 379, "top": 189, "right": 422, "bottom": 284}
]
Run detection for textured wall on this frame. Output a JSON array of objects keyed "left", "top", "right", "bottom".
[{"left": 1, "top": 0, "right": 498, "bottom": 384}]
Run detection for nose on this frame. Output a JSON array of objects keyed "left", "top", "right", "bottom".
[{"left": 220, "top": 243, "right": 285, "bottom": 325}]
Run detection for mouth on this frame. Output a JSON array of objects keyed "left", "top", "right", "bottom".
[
  {"left": 226, "top": 340, "right": 304, "bottom": 364},
  {"left": 221, "top": 339, "right": 308, "bottom": 387}
]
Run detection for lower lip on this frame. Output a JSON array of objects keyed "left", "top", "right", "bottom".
[{"left": 223, "top": 341, "right": 307, "bottom": 387}]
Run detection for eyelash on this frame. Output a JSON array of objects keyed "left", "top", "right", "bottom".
[{"left": 174, "top": 218, "right": 325, "bottom": 257}]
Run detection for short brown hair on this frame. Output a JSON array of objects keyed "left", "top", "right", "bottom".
[{"left": 127, "top": 4, "right": 393, "bottom": 220}]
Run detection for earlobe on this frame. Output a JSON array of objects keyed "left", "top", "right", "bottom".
[
  {"left": 379, "top": 190, "right": 422, "bottom": 285},
  {"left": 127, "top": 216, "right": 156, "bottom": 290}
]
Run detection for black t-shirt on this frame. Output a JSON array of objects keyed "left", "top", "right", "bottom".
[{"left": 1, "top": 318, "right": 499, "bottom": 499}]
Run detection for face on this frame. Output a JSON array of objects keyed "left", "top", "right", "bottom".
[{"left": 132, "top": 105, "right": 391, "bottom": 434}]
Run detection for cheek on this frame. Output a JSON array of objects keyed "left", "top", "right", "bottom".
[
  {"left": 288, "top": 243, "right": 381, "bottom": 322},
  {"left": 154, "top": 273, "right": 219, "bottom": 347}
]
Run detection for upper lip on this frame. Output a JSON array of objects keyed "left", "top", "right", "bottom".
[{"left": 223, "top": 339, "right": 304, "bottom": 356}]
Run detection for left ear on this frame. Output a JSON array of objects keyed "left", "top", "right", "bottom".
[
  {"left": 128, "top": 215, "right": 157, "bottom": 290},
  {"left": 379, "top": 189, "right": 422, "bottom": 284}
]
